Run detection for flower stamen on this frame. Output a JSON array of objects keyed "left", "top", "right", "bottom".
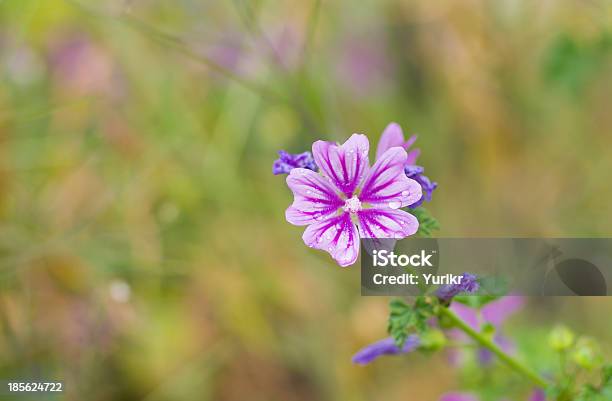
[{"left": 343, "top": 195, "right": 362, "bottom": 214}]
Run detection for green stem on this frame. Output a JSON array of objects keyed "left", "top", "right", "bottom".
[{"left": 439, "top": 306, "right": 549, "bottom": 389}]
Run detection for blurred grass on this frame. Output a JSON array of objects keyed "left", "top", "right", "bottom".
[{"left": 0, "top": 1, "right": 611, "bottom": 400}]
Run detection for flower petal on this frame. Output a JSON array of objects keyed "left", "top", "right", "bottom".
[
  {"left": 273, "top": 150, "right": 318, "bottom": 175},
  {"left": 352, "top": 336, "right": 420, "bottom": 365},
  {"left": 478, "top": 334, "right": 516, "bottom": 365},
  {"left": 449, "top": 303, "right": 480, "bottom": 330},
  {"left": 436, "top": 273, "right": 479, "bottom": 301},
  {"left": 529, "top": 389, "right": 546, "bottom": 401},
  {"left": 312, "top": 134, "right": 369, "bottom": 198},
  {"left": 481, "top": 296, "right": 525, "bottom": 327},
  {"left": 286, "top": 168, "right": 343, "bottom": 226},
  {"left": 360, "top": 147, "right": 422, "bottom": 209},
  {"left": 405, "top": 165, "right": 437, "bottom": 207},
  {"left": 375, "top": 122, "right": 405, "bottom": 160},
  {"left": 357, "top": 208, "right": 418, "bottom": 239},
  {"left": 405, "top": 147, "right": 421, "bottom": 166},
  {"left": 302, "top": 213, "right": 359, "bottom": 267}
]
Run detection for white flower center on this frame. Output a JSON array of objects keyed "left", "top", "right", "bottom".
[{"left": 343, "top": 195, "right": 362, "bottom": 214}]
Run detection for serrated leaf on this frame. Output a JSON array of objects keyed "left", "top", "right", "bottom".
[
  {"left": 411, "top": 207, "right": 440, "bottom": 238},
  {"left": 387, "top": 297, "right": 436, "bottom": 348},
  {"left": 388, "top": 299, "right": 412, "bottom": 347}
]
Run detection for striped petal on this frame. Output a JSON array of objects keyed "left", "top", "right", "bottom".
[
  {"left": 357, "top": 208, "right": 418, "bottom": 239},
  {"left": 375, "top": 122, "right": 405, "bottom": 160},
  {"left": 375, "top": 122, "right": 420, "bottom": 165},
  {"left": 359, "top": 147, "right": 422, "bottom": 209},
  {"left": 286, "top": 168, "right": 343, "bottom": 226},
  {"left": 312, "top": 134, "right": 369, "bottom": 198},
  {"left": 302, "top": 213, "right": 359, "bottom": 267}
]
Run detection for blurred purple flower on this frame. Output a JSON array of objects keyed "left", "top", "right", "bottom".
[
  {"left": 529, "top": 389, "right": 546, "bottom": 401},
  {"left": 273, "top": 150, "right": 318, "bottom": 175},
  {"left": 448, "top": 297, "right": 525, "bottom": 366},
  {"left": 206, "top": 38, "right": 244, "bottom": 72},
  {"left": 450, "top": 297, "right": 526, "bottom": 331},
  {"left": 201, "top": 25, "right": 302, "bottom": 77},
  {"left": 285, "top": 134, "right": 421, "bottom": 266},
  {"left": 50, "top": 35, "right": 117, "bottom": 96},
  {"left": 436, "top": 273, "right": 479, "bottom": 302},
  {"left": 376, "top": 122, "right": 437, "bottom": 207},
  {"left": 337, "top": 33, "right": 393, "bottom": 95},
  {"left": 352, "top": 335, "right": 420, "bottom": 365},
  {"left": 266, "top": 25, "right": 302, "bottom": 70},
  {"left": 481, "top": 296, "right": 525, "bottom": 328},
  {"left": 478, "top": 334, "right": 516, "bottom": 364}
]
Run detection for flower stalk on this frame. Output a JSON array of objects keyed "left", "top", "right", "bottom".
[{"left": 439, "top": 306, "right": 549, "bottom": 389}]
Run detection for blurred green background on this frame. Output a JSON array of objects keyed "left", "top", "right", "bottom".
[{"left": 0, "top": 1, "right": 611, "bottom": 400}]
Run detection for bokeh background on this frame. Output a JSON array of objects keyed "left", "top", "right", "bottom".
[{"left": 1, "top": 1, "right": 611, "bottom": 400}]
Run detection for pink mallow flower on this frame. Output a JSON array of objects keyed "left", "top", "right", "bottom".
[
  {"left": 285, "top": 134, "right": 422, "bottom": 266},
  {"left": 376, "top": 122, "right": 421, "bottom": 165},
  {"left": 377, "top": 122, "right": 437, "bottom": 207}
]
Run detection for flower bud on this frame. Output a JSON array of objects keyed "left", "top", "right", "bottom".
[
  {"left": 549, "top": 325, "right": 575, "bottom": 351},
  {"left": 418, "top": 329, "right": 447, "bottom": 352},
  {"left": 572, "top": 338, "right": 601, "bottom": 370}
]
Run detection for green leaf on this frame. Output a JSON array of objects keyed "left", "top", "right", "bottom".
[
  {"left": 602, "top": 364, "right": 612, "bottom": 385},
  {"left": 411, "top": 207, "right": 440, "bottom": 237},
  {"left": 547, "top": 377, "right": 577, "bottom": 401},
  {"left": 575, "top": 384, "right": 600, "bottom": 401},
  {"left": 387, "top": 297, "right": 437, "bottom": 347},
  {"left": 388, "top": 299, "right": 412, "bottom": 347}
]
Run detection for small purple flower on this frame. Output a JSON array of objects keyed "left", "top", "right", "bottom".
[
  {"left": 352, "top": 336, "right": 420, "bottom": 365},
  {"left": 447, "top": 297, "right": 525, "bottom": 366},
  {"left": 436, "top": 273, "right": 480, "bottom": 301},
  {"left": 376, "top": 122, "right": 437, "bottom": 207},
  {"left": 376, "top": 122, "right": 421, "bottom": 164},
  {"left": 285, "top": 134, "right": 421, "bottom": 266},
  {"left": 405, "top": 165, "right": 438, "bottom": 207},
  {"left": 273, "top": 150, "right": 318, "bottom": 175}
]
